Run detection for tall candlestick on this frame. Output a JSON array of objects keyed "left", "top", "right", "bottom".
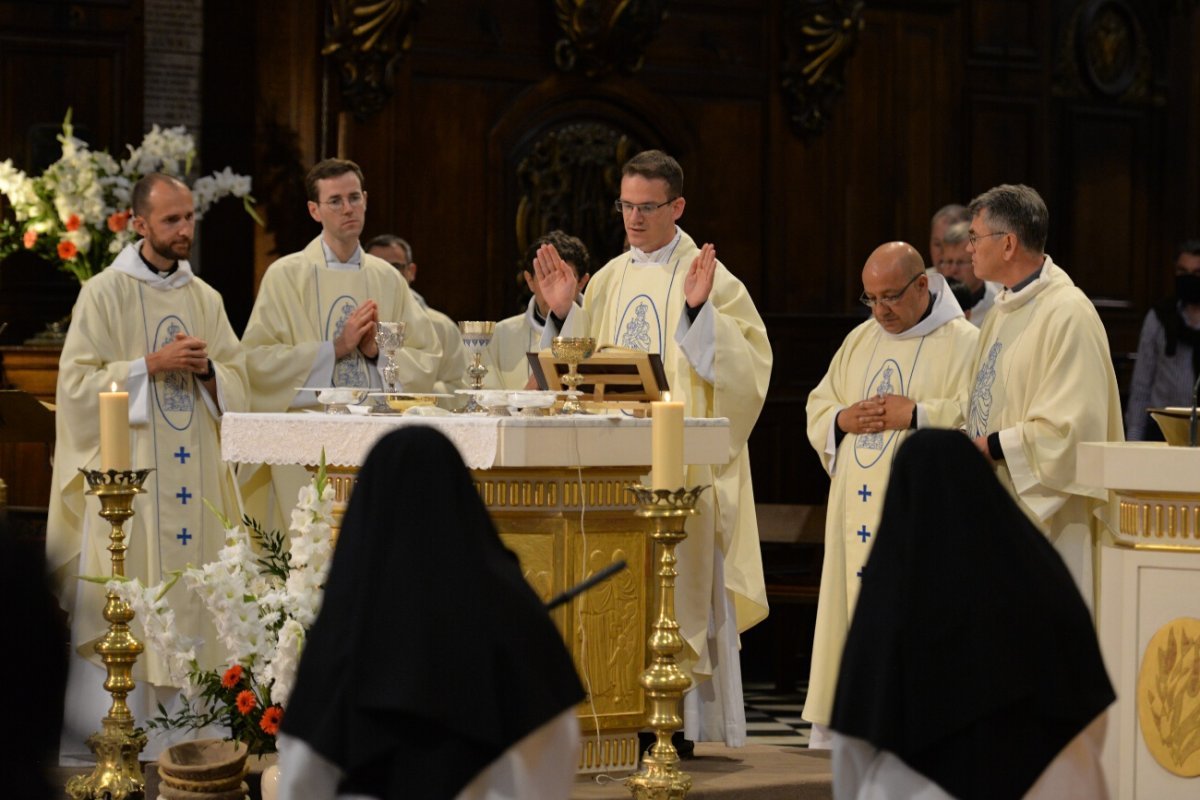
[
  {"left": 99, "top": 385, "right": 131, "bottom": 471},
  {"left": 651, "top": 400, "right": 685, "bottom": 491}
]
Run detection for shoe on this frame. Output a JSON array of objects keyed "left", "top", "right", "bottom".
[{"left": 637, "top": 731, "right": 695, "bottom": 760}]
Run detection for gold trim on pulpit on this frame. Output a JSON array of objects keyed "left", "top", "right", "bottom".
[
  {"left": 1137, "top": 617, "right": 1200, "bottom": 777},
  {"left": 1114, "top": 491, "right": 1200, "bottom": 551}
]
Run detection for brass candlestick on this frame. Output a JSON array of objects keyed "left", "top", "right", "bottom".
[
  {"left": 67, "top": 467, "right": 153, "bottom": 800},
  {"left": 551, "top": 336, "right": 595, "bottom": 414},
  {"left": 626, "top": 484, "right": 707, "bottom": 800}
]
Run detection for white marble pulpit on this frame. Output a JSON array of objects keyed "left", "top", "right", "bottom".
[{"left": 1077, "top": 442, "right": 1200, "bottom": 797}]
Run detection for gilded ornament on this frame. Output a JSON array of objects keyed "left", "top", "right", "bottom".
[
  {"left": 553, "top": 0, "right": 669, "bottom": 77},
  {"left": 323, "top": 0, "right": 427, "bottom": 120},
  {"left": 780, "top": 0, "right": 865, "bottom": 138},
  {"left": 1138, "top": 617, "right": 1200, "bottom": 777}
]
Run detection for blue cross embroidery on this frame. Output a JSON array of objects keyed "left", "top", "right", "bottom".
[
  {"left": 174, "top": 446, "right": 191, "bottom": 464},
  {"left": 857, "top": 525, "right": 871, "bottom": 543},
  {"left": 177, "top": 528, "right": 192, "bottom": 545},
  {"left": 857, "top": 484, "right": 872, "bottom": 502},
  {"left": 176, "top": 487, "right": 193, "bottom": 505}
]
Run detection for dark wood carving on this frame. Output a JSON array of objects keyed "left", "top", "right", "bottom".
[
  {"left": 553, "top": 0, "right": 669, "bottom": 77},
  {"left": 323, "top": 0, "right": 426, "bottom": 121},
  {"left": 1054, "top": 0, "right": 1156, "bottom": 104},
  {"left": 515, "top": 122, "right": 643, "bottom": 277},
  {"left": 780, "top": 0, "right": 866, "bottom": 139}
]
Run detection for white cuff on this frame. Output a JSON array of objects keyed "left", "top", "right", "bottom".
[{"left": 676, "top": 301, "right": 716, "bottom": 385}]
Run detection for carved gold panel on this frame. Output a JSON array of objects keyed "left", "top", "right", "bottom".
[
  {"left": 486, "top": 466, "right": 652, "bottom": 773},
  {"left": 1137, "top": 617, "right": 1200, "bottom": 777}
]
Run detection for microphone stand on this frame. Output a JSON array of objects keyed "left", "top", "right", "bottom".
[
  {"left": 545, "top": 559, "right": 627, "bottom": 610},
  {"left": 1190, "top": 370, "right": 1200, "bottom": 447}
]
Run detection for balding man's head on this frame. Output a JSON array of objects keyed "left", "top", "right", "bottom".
[{"left": 861, "top": 242, "right": 930, "bottom": 334}]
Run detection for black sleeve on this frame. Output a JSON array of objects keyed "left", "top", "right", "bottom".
[{"left": 987, "top": 431, "right": 1005, "bottom": 461}]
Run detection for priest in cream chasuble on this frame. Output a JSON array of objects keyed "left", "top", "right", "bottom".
[
  {"left": 962, "top": 185, "right": 1123, "bottom": 613},
  {"left": 240, "top": 161, "right": 442, "bottom": 529},
  {"left": 241, "top": 236, "right": 441, "bottom": 409},
  {"left": 803, "top": 243, "right": 978, "bottom": 733},
  {"left": 47, "top": 174, "right": 250, "bottom": 760},
  {"left": 534, "top": 150, "right": 772, "bottom": 745}
]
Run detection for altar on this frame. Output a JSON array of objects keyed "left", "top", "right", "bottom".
[
  {"left": 220, "top": 412, "right": 732, "bottom": 773},
  {"left": 1076, "top": 442, "right": 1200, "bottom": 798}
]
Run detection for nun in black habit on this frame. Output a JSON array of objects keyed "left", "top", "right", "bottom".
[
  {"left": 829, "top": 429, "right": 1115, "bottom": 799},
  {"left": 277, "top": 426, "right": 585, "bottom": 799}
]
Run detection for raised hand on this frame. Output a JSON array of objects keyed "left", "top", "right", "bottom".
[
  {"left": 684, "top": 242, "right": 717, "bottom": 308},
  {"left": 532, "top": 243, "right": 579, "bottom": 319},
  {"left": 147, "top": 332, "right": 209, "bottom": 376}
]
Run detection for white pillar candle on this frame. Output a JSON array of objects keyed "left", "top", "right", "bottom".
[
  {"left": 99, "top": 384, "right": 131, "bottom": 471},
  {"left": 651, "top": 400, "right": 685, "bottom": 491}
]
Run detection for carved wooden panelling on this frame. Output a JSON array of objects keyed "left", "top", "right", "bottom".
[
  {"left": 552, "top": 0, "right": 668, "bottom": 78},
  {"left": 323, "top": 0, "right": 426, "bottom": 121},
  {"left": 969, "top": 0, "right": 1041, "bottom": 61}
]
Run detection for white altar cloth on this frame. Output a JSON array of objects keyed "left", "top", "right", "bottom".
[{"left": 220, "top": 412, "right": 732, "bottom": 471}]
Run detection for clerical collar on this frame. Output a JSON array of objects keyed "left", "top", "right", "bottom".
[
  {"left": 629, "top": 229, "right": 682, "bottom": 264},
  {"left": 137, "top": 246, "right": 178, "bottom": 278},
  {"left": 920, "top": 293, "right": 935, "bottom": 322},
  {"left": 1008, "top": 265, "right": 1043, "bottom": 293},
  {"left": 321, "top": 239, "right": 363, "bottom": 270}
]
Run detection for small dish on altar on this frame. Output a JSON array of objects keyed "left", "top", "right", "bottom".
[
  {"left": 507, "top": 391, "right": 558, "bottom": 416},
  {"left": 298, "top": 387, "right": 371, "bottom": 414}
]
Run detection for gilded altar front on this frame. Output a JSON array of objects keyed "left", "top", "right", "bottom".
[
  {"left": 483, "top": 466, "right": 651, "bottom": 773},
  {"left": 220, "top": 413, "right": 731, "bottom": 775}
]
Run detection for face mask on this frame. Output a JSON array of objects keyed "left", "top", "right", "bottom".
[{"left": 1176, "top": 273, "right": 1200, "bottom": 304}]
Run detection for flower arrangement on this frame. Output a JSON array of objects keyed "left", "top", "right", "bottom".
[
  {"left": 111, "top": 464, "right": 335, "bottom": 755},
  {"left": 0, "top": 109, "right": 260, "bottom": 284}
]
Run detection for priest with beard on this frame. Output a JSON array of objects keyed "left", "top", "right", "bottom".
[
  {"left": 47, "top": 172, "right": 250, "bottom": 762},
  {"left": 532, "top": 149, "right": 772, "bottom": 747},
  {"left": 803, "top": 242, "right": 978, "bottom": 747}
]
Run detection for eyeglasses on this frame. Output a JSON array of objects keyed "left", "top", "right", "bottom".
[
  {"left": 967, "top": 230, "right": 1007, "bottom": 247},
  {"left": 860, "top": 272, "right": 921, "bottom": 308},
  {"left": 614, "top": 199, "right": 676, "bottom": 216},
  {"left": 939, "top": 258, "right": 972, "bottom": 269},
  {"left": 320, "top": 193, "right": 365, "bottom": 210}
]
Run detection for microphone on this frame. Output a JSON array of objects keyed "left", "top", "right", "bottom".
[
  {"left": 1191, "top": 371, "right": 1200, "bottom": 447},
  {"left": 545, "top": 559, "right": 627, "bottom": 610}
]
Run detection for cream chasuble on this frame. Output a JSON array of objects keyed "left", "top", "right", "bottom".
[
  {"left": 547, "top": 228, "right": 772, "bottom": 745},
  {"left": 427, "top": 306, "right": 469, "bottom": 393},
  {"left": 483, "top": 300, "right": 543, "bottom": 390},
  {"left": 803, "top": 278, "right": 978, "bottom": 727},
  {"left": 48, "top": 244, "right": 249, "bottom": 680},
  {"left": 965, "top": 256, "right": 1123, "bottom": 608},
  {"left": 241, "top": 236, "right": 442, "bottom": 411},
  {"left": 48, "top": 244, "right": 250, "bottom": 762}
]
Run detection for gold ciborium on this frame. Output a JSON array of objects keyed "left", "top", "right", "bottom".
[
  {"left": 67, "top": 467, "right": 154, "bottom": 800},
  {"left": 458, "top": 320, "right": 496, "bottom": 414},
  {"left": 551, "top": 336, "right": 595, "bottom": 414},
  {"left": 625, "top": 484, "right": 708, "bottom": 800}
]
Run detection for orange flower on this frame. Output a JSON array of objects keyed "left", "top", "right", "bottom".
[
  {"left": 65, "top": 214, "right": 81, "bottom": 232},
  {"left": 22, "top": 230, "right": 37, "bottom": 248},
  {"left": 236, "top": 690, "right": 256, "bottom": 715},
  {"left": 107, "top": 210, "right": 130, "bottom": 233},
  {"left": 57, "top": 240, "right": 78, "bottom": 260},
  {"left": 221, "top": 664, "right": 244, "bottom": 689},
  {"left": 259, "top": 705, "right": 283, "bottom": 735}
]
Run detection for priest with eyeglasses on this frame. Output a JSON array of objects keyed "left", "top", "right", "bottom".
[
  {"left": 803, "top": 241, "right": 979, "bottom": 749},
  {"left": 533, "top": 149, "right": 772, "bottom": 749}
]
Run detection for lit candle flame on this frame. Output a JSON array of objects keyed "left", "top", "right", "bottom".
[
  {"left": 661, "top": 391, "right": 671, "bottom": 402},
  {"left": 110, "top": 381, "right": 118, "bottom": 392}
]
